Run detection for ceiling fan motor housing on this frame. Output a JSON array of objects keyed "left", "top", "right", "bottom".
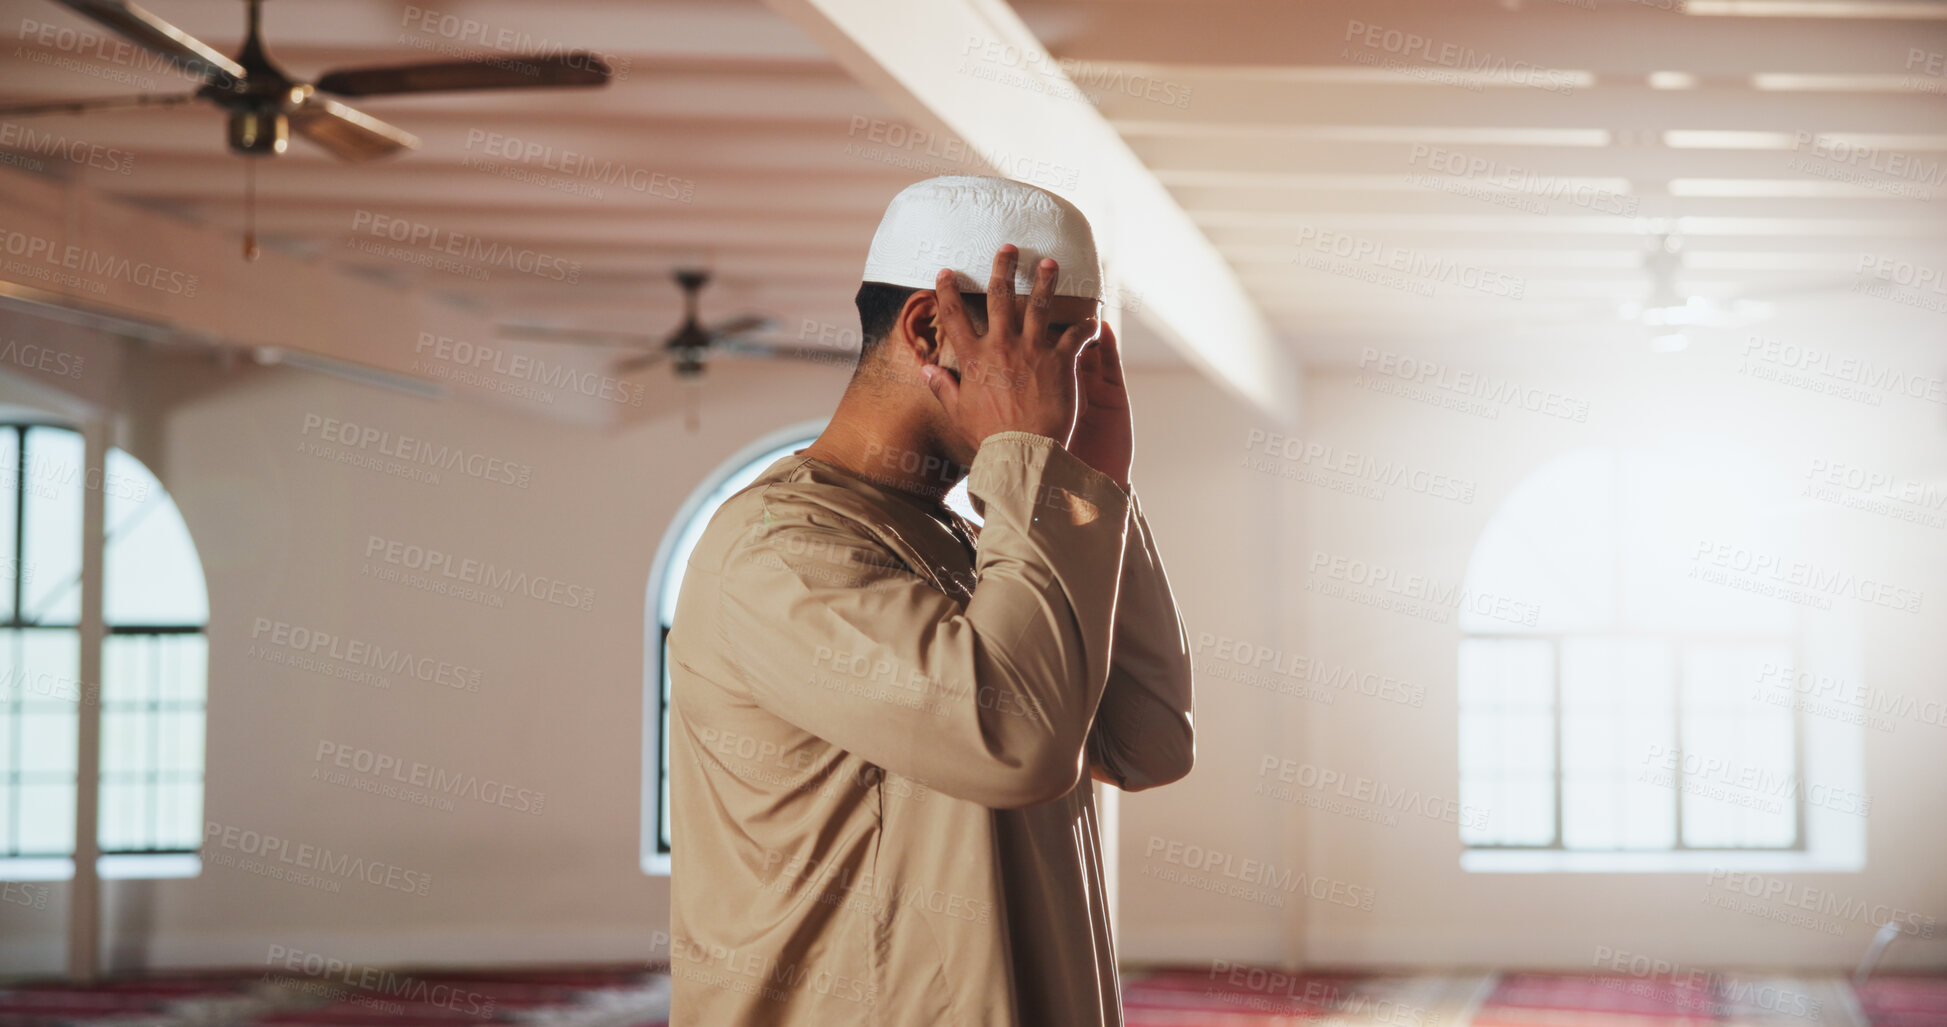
[{"left": 226, "top": 108, "right": 287, "bottom": 156}]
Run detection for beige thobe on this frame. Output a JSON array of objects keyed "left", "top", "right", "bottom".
[{"left": 667, "top": 430, "right": 1195, "bottom": 1026}]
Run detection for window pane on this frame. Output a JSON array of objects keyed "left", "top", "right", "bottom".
[
  {"left": 1616, "top": 444, "right": 1795, "bottom": 636},
  {"left": 105, "top": 449, "right": 208, "bottom": 626},
  {"left": 1457, "top": 638, "right": 1555, "bottom": 845},
  {"left": 102, "top": 709, "right": 150, "bottom": 775},
  {"left": 160, "top": 711, "right": 205, "bottom": 775},
  {"left": 168, "top": 638, "right": 208, "bottom": 705},
  {"left": 1561, "top": 637, "right": 1675, "bottom": 851},
  {"left": 660, "top": 634, "right": 673, "bottom": 853},
  {"left": 16, "top": 630, "right": 79, "bottom": 777},
  {"left": 0, "top": 427, "right": 17, "bottom": 621},
  {"left": 159, "top": 780, "right": 201, "bottom": 850},
  {"left": 17, "top": 782, "right": 74, "bottom": 855},
  {"left": 102, "top": 634, "right": 207, "bottom": 853},
  {"left": 1, "top": 629, "right": 78, "bottom": 856},
  {"left": 99, "top": 780, "right": 143, "bottom": 852},
  {"left": 1681, "top": 644, "right": 1798, "bottom": 848},
  {"left": 20, "top": 427, "right": 83, "bottom": 625},
  {"left": 19, "top": 710, "right": 77, "bottom": 776},
  {"left": 1458, "top": 449, "right": 1617, "bottom": 634}
]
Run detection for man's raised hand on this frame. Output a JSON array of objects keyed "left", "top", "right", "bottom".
[
  {"left": 1067, "top": 320, "right": 1133, "bottom": 491},
  {"left": 922, "top": 244, "right": 1098, "bottom": 449}
]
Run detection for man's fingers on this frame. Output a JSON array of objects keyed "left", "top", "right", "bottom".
[
  {"left": 933, "top": 268, "right": 978, "bottom": 346},
  {"left": 1022, "top": 257, "right": 1057, "bottom": 347},
  {"left": 1076, "top": 341, "right": 1103, "bottom": 387},
  {"left": 921, "top": 362, "right": 960, "bottom": 414},
  {"left": 1056, "top": 317, "right": 1099, "bottom": 357},
  {"left": 986, "top": 245, "right": 1020, "bottom": 341},
  {"left": 1091, "top": 319, "right": 1124, "bottom": 384}
]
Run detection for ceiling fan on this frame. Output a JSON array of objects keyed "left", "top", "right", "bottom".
[
  {"left": 1, "top": 0, "right": 610, "bottom": 159},
  {"left": 1510, "top": 222, "right": 1863, "bottom": 353},
  {"left": 1, "top": 0, "right": 610, "bottom": 255},
  {"left": 498, "top": 269, "right": 854, "bottom": 431},
  {"left": 499, "top": 269, "right": 853, "bottom": 378},
  {"left": 1616, "top": 233, "right": 1775, "bottom": 351}
]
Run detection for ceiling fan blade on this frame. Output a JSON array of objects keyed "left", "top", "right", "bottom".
[
  {"left": 705, "top": 314, "right": 775, "bottom": 338},
  {"left": 0, "top": 91, "right": 198, "bottom": 117},
  {"left": 497, "top": 324, "right": 662, "bottom": 348},
  {"left": 289, "top": 95, "right": 418, "bottom": 161},
  {"left": 615, "top": 350, "right": 672, "bottom": 374},
  {"left": 314, "top": 54, "right": 612, "bottom": 98},
  {"left": 47, "top": 0, "right": 244, "bottom": 86}
]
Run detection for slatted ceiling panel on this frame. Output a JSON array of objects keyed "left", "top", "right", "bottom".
[
  {"left": 1015, "top": 0, "right": 1947, "bottom": 363},
  {"left": 1025, "top": 0, "right": 1947, "bottom": 72},
  {"left": 82, "top": 156, "right": 912, "bottom": 214},
  {"left": 1139, "top": 142, "right": 1921, "bottom": 179},
  {"left": 1098, "top": 78, "right": 1945, "bottom": 135},
  {"left": 5, "top": 0, "right": 1119, "bottom": 368},
  {"left": 6, "top": 0, "right": 1942, "bottom": 372}
]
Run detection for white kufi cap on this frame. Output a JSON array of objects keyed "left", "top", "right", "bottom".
[{"left": 860, "top": 175, "right": 1101, "bottom": 300}]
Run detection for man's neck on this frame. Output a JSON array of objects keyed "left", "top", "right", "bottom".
[{"left": 802, "top": 388, "right": 963, "bottom": 510}]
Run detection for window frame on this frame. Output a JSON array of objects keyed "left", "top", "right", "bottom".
[{"left": 1461, "top": 629, "right": 1808, "bottom": 855}]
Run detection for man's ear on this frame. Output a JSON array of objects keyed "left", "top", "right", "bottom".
[{"left": 894, "top": 290, "right": 942, "bottom": 365}]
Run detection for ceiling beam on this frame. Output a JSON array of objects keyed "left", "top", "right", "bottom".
[
  {"left": 0, "top": 166, "right": 643, "bottom": 424},
  {"left": 762, "top": 0, "right": 1302, "bottom": 423}
]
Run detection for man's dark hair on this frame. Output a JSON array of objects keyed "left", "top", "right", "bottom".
[
  {"left": 854, "top": 282, "right": 918, "bottom": 370},
  {"left": 852, "top": 281, "right": 986, "bottom": 377}
]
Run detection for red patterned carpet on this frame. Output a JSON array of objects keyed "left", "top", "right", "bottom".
[
  {"left": 0, "top": 965, "right": 670, "bottom": 1027},
  {"left": 1857, "top": 976, "right": 1947, "bottom": 1027},
  {"left": 1474, "top": 971, "right": 1826, "bottom": 1026},
  {"left": 1121, "top": 967, "right": 1449, "bottom": 1026},
  {"left": 3, "top": 965, "right": 1943, "bottom": 1026}
]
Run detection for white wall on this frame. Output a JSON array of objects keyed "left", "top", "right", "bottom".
[
  {"left": 4, "top": 334, "right": 1942, "bottom": 976},
  {"left": 1103, "top": 338, "right": 1946, "bottom": 974},
  {"left": 0, "top": 343, "right": 1296, "bottom": 977},
  {"left": 1288, "top": 341, "right": 1947, "bottom": 970},
  {"left": 1111, "top": 369, "right": 1301, "bottom": 966},
  {"left": 0, "top": 345, "right": 851, "bottom": 974}
]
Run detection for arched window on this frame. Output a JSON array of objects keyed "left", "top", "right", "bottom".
[
  {"left": 642, "top": 424, "right": 825, "bottom": 871},
  {"left": 1, "top": 423, "right": 208, "bottom": 868},
  {"left": 641, "top": 423, "right": 981, "bottom": 871},
  {"left": 1457, "top": 438, "right": 1864, "bottom": 870}
]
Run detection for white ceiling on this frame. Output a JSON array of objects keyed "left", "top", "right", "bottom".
[
  {"left": 1018, "top": 0, "right": 1947, "bottom": 367},
  {"left": 2, "top": 0, "right": 1943, "bottom": 377}
]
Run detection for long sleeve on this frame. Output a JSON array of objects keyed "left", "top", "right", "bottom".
[
  {"left": 1086, "top": 488, "right": 1196, "bottom": 791},
  {"left": 710, "top": 431, "right": 1131, "bottom": 810}
]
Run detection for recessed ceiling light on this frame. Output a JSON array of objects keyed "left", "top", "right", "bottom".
[
  {"left": 1667, "top": 178, "right": 1915, "bottom": 197},
  {"left": 1685, "top": 0, "right": 1947, "bottom": 16},
  {"left": 1664, "top": 130, "right": 1947, "bottom": 150},
  {"left": 1649, "top": 71, "right": 1698, "bottom": 89},
  {"left": 1115, "top": 121, "right": 1612, "bottom": 147},
  {"left": 1753, "top": 73, "right": 1947, "bottom": 92}
]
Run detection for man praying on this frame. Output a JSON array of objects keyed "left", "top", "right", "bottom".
[{"left": 666, "top": 174, "right": 1196, "bottom": 1026}]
